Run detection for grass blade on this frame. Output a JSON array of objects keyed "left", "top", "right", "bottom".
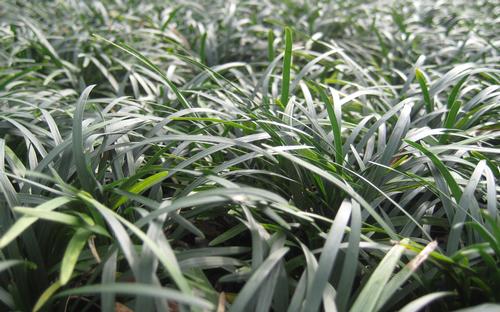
[
  {"left": 60, "top": 228, "right": 91, "bottom": 285},
  {"left": 399, "top": 291, "right": 454, "bottom": 312},
  {"left": 0, "top": 197, "right": 73, "bottom": 248},
  {"left": 350, "top": 239, "right": 409, "bottom": 312},
  {"left": 280, "top": 27, "right": 293, "bottom": 108},
  {"left": 230, "top": 247, "right": 289, "bottom": 312},
  {"left": 72, "top": 85, "right": 98, "bottom": 193},
  {"left": 303, "top": 200, "right": 352, "bottom": 311},
  {"left": 415, "top": 68, "right": 432, "bottom": 113},
  {"left": 55, "top": 283, "right": 213, "bottom": 310}
]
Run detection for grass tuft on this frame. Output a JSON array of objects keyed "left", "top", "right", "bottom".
[{"left": 0, "top": 0, "right": 498, "bottom": 311}]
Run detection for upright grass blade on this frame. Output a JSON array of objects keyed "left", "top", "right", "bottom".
[
  {"left": 72, "top": 85, "right": 98, "bottom": 193},
  {"left": 447, "top": 75, "right": 468, "bottom": 109},
  {"left": 335, "top": 200, "right": 361, "bottom": 311},
  {"left": 319, "top": 87, "right": 343, "bottom": 173},
  {"left": 375, "top": 241, "right": 438, "bottom": 310},
  {"left": 101, "top": 250, "right": 118, "bottom": 311},
  {"left": 230, "top": 247, "right": 289, "bottom": 312},
  {"left": 415, "top": 68, "right": 432, "bottom": 113},
  {"left": 33, "top": 281, "right": 62, "bottom": 312},
  {"left": 280, "top": 27, "right": 293, "bottom": 108},
  {"left": 441, "top": 100, "right": 461, "bottom": 134},
  {"left": 268, "top": 30, "right": 275, "bottom": 62},
  {"left": 350, "top": 239, "right": 409, "bottom": 312},
  {"left": 302, "top": 200, "right": 352, "bottom": 312},
  {"left": 0, "top": 138, "right": 18, "bottom": 212},
  {"left": 439, "top": 76, "right": 469, "bottom": 143},
  {"left": 447, "top": 160, "right": 488, "bottom": 254},
  {"left": 199, "top": 32, "right": 207, "bottom": 65},
  {"left": 59, "top": 228, "right": 91, "bottom": 285}
]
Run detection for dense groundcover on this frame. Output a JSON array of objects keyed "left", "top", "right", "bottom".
[{"left": 0, "top": 0, "right": 499, "bottom": 311}]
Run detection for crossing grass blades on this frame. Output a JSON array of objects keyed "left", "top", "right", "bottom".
[{"left": 0, "top": 0, "right": 498, "bottom": 311}]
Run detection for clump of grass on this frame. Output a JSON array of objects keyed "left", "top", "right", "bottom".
[{"left": 0, "top": 0, "right": 498, "bottom": 311}]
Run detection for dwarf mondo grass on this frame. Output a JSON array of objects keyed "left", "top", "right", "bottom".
[{"left": 0, "top": 0, "right": 498, "bottom": 311}]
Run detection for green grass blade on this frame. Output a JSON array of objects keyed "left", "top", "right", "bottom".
[
  {"left": 350, "top": 239, "right": 409, "bottom": 312},
  {"left": 93, "top": 34, "right": 192, "bottom": 109},
  {"left": 376, "top": 241, "right": 438, "bottom": 310},
  {"left": 0, "top": 197, "right": 73, "bottom": 248},
  {"left": 447, "top": 160, "right": 487, "bottom": 254},
  {"left": 280, "top": 27, "right": 293, "bottom": 108},
  {"left": 55, "top": 283, "right": 213, "bottom": 310},
  {"left": 303, "top": 200, "right": 352, "bottom": 312},
  {"left": 230, "top": 247, "right": 289, "bottom": 312},
  {"left": 405, "top": 140, "right": 462, "bottom": 201},
  {"left": 447, "top": 75, "right": 468, "bottom": 109},
  {"left": 101, "top": 250, "right": 118, "bottom": 311},
  {"left": 335, "top": 200, "right": 361, "bottom": 311},
  {"left": 78, "top": 192, "right": 191, "bottom": 294},
  {"left": 60, "top": 228, "right": 91, "bottom": 285},
  {"left": 415, "top": 68, "right": 432, "bottom": 113},
  {"left": 0, "top": 260, "right": 25, "bottom": 273},
  {"left": 72, "top": 85, "right": 98, "bottom": 193},
  {"left": 267, "top": 147, "right": 398, "bottom": 239},
  {"left": 320, "top": 87, "right": 344, "bottom": 173},
  {"left": 112, "top": 170, "right": 169, "bottom": 209},
  {"left": 209, "top": 223, "right": 247, "bottom": 246},
  {"left": 268, "top": 30, "right": 275, "bottom": 61},
  {"left": 13, "top": 208, "right": 81, "bottom": 226},
  {"left": 399, "top": 291, "right": 455, "bottom": 312},
  {"left": 33, "top": 280, "right": 62, "bottom": 312}
]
